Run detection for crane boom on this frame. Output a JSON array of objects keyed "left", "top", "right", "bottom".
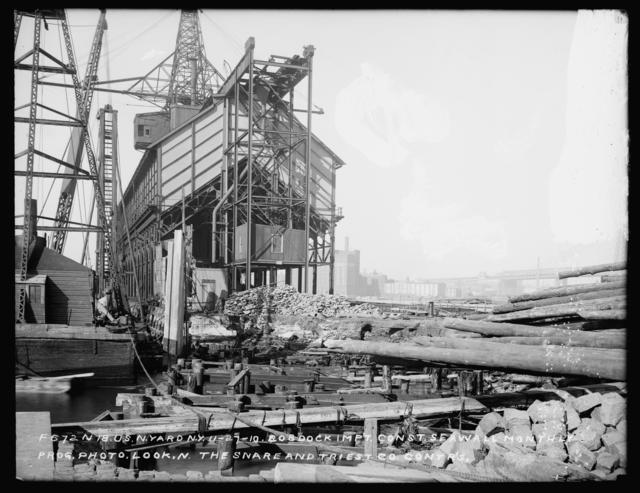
[{"left": 50, "top": 10, "right": 107, "bottom": 254}]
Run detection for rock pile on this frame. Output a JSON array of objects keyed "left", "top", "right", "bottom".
[
  {"left": 422, "top": 391, "right": 626, "bottom": 481},
  {"left": 224, "top": 285, "right": 382, "bottom": 321}
]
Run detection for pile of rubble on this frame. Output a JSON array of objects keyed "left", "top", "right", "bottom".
[
  {"left": 224, "top": 285, "right": 382, "bottom": 320},
  {"left": 421, "top": 390, "right": 626, "bottom": 481}
]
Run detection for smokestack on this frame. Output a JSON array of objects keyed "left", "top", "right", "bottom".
[{"left": 344, "top": 236, "right": 349, "bottom": 252}]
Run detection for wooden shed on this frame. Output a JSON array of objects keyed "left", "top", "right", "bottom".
[{"left": 15, "top": 236, "right": 95, "bottom": 325}]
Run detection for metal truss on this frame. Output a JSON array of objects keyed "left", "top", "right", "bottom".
[{"left": 217, "top": 38, "right": 338, "bottom": 294}]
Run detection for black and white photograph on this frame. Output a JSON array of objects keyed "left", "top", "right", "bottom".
[{"left": 13, "top": 8, "right": 628, "bottom": 483}]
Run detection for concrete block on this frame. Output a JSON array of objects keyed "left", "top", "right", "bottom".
[
  {"left": 95, "top": 463, "right": 116, "bottom": 476},
  {"left": 606, "top": 468, "right": 626, "bottom": 480},
  {"left": 508, "top": 424, "right": 536, "bottom": 449},
  {"left": 571, "top": 418, "right": 605, "bottom": 451},
  {"left": 598, "top": 393, "right": 625, "bottom": 427},
  {"left": 616, "top": 419, "right": 626, "bottom": 436},
  {"left": 186, "top": 470, "right": 204, "bottom": 481},
  {"left": 606, "top": 441, "right": 626, "bottom": 468},
  {"left": 115, "top": 467, "right": 137, "bottom": 480},
  {"left": 503, "top": 408, "right": 530, "bottom": 428},
  {"left": 532, "top": 420, "right": 567, "bottom": 442},
  {"left": 596, "top": 451, "right": 620, "bottom": 472},
  {"left": 72, "top": 471, "right": 96, "bottom": 481},
  {"left": 439, "top": 431, "right": 462, "bottom": 456},
  {"left": 152, "top": 471, "right": 171, "bottom": 481},
  {"left": 73, "top": 462, "right": 95, "bottom": 474},
  {"left": 527, "top": 400, "right": 565, "bottom": 423},
  {"left": 567, "top": 441, "right": 596, "bottom": 471},
  {"left": 137, "top": 470, "right": 155, "bottom": 481},
  {"left": 601, "top": 430, "right": 624, "bottom": 449},
  {"left": 169, "top": 473, "right": 188, "bottom": 481},
  {"left": 573, "top": 392, "right": 602, "bottom": 414},
  {"left": 537, "top": 443, "right": 568, "bottom": 463},
  {"left": 478, "top": 411, "right": 506, "bottom": 435},
  {"left": 427, "top": 449, "right": 448, "bottom": 468},
  {"left": 453, "top": 440, "right": 484, "bottom": 465}
]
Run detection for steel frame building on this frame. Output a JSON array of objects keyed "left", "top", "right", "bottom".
[{"left": 116, "top": 37, "right": 344, "bottom": 301}]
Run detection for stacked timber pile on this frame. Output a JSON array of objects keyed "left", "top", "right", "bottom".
[
  {"left": 416, "top": 391, "right": 626, "bottom": 480},
  {"left": 486, "top": 261, "right": 626, "bottom": 325},
  {"left": 322, "top": 262, "right": 626, "bottom": 381},
  {"left": 224, "top": 285, "right": 383, "bottom": 320}
]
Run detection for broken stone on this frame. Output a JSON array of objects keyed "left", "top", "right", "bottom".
[
  {"left": 446, "top": 460, "right": 477, "bottom": 475},
  {"left": 169, "top": 474, "right": 187, "bottom": 481},
  {"left": 597, "top": 393, "right": 625, "bottom": 427},
  {"left": 478, "top": 411, "right": 506, "bottom": 436},
  {"left": 566, "top": 405, "right": 581, "bottom": 431},
  {"left": 606, "top": 468, "right": 626, "bottom": 480},
  {"left": 616, "top": 419, "right": 626, "bottom": 436},
  {"left": 567, "top": 441, "right": 596, "bottom": 471},
  {"left": 572, "top": 392, "right": 602, "bottom": 414},
  {"left": 606, "top": 441, "right": 626, "bottom": 468},
  {"left": 503, "top": 408, "right": 530, "bottom": 428},
  {"left": 570, "top": 418, "right": 605, "bottom": 451},
  {"left": 595, "top": 451, "right": 620, "bottom": 472},
  {"left": 527, "top": 400, "right": 565, "bottom": 423}
]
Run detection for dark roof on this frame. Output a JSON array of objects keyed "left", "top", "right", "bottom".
[{"left": 15, "top": 236, "right": 93, "bottom": 273}]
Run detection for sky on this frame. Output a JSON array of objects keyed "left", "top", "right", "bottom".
[{"left": 14, "top": 9, "right": 628, "bottom": 280}]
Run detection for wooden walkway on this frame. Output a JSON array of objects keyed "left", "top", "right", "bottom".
[{"left": 15, "top": 412, "right": 54, "bottom": 480}]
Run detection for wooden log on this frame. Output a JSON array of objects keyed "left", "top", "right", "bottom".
[
  {"left": 577, "top": 309, "right": 626, "bottom": 320},
  {"left": 601, "top": 274, "right": 625, "bottom": 283},
  {"left": 492, "top": 288, "right": 625, "bottom": 314},
  {"left": 381, "top": 365, "right": 392, "bottom": 392},
  {"left": 558, "top": 262, "right": 626, "bottom": 279},
  {"left": 413, "top": 336, "right": 624, "bottom": 358},
  {"left": 323, "top": 339, "right": 625, "bottom": 380},
  {"left": 508, "top": 280, "right": 625, "bottom": 303},
  {"left": 442, "top": 317, "right": 624, "bottom": 344},
  {"left": 489, "top": 333, "right": 625, "bottom": 349},
  {"left": 486, "top": 297, "right": 625, "bottom": 322}
]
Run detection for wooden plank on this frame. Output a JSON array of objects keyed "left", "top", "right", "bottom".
[
  {"left": 363, "top": 418, "right": 378, "bottom": 457},
  {"left": 227, "top": 368, "right": 250, "bottom": 387},
  {"left": 15, "top": 412, "right": 54, "bottom": 480}
]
